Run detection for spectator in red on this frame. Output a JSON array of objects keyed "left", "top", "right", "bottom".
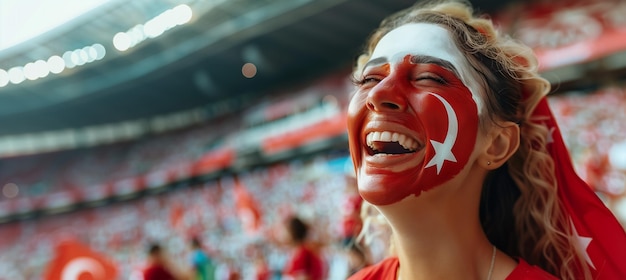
[
  {"left": 282, "top": 216, "right": 325, "bottom": 280},
  {"left": 340, "top": 174, "right": 363, "bottom": 247},
  {"left": 249, "top": 244, "right": 271, "bottom": 280},
  {"left": 253, "top": 257, "right": 271, "bottom": 280},
  {"left": 142, "top": 243, "right": 181, "bottom": 280},
  {"left": 225, "top": 259, "right": 241, "bottom": 280}
]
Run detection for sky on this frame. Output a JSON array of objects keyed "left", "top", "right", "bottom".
[{"left": 0, "top": 0, "right": 111, "bottom": 52}]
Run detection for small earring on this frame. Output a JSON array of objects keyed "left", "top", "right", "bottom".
[{"left": 487, "top": 161, "right": 492, "bottom": 166}]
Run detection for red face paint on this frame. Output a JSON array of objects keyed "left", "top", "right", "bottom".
[{"left": 348, "top": 55, "right": 479, "bottom": 205}]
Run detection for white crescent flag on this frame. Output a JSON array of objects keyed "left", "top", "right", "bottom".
[{"left": 61, "top": 257, "right": 105, "bottom": 280}]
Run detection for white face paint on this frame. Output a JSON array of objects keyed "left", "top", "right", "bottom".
[{"left": 369, "top": 23, "right": 485, "bottom": 113}]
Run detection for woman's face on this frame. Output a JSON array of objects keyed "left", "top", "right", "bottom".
[{"left": 348, "top": 23, "right": 486, "bottom": 205}]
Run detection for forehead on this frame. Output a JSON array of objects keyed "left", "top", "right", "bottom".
[{"left": 370, "top": 23, "right": 466, "bottom": 71}]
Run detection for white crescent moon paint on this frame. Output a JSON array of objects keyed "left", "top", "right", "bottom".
[
  {"left": 425, "top": 93, "right": 458, "bottom": 174},
  {"left": 61, "top": 257, "right": 105, "bottom": 280}
]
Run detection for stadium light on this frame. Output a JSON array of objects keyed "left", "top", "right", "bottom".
[
  {"left": 24, "top": 62, "right": 40, "bottom": 81},
  {"left": 78, "top": 49, "right": 89, "bottom": 65},
  {"left": 48, "top": 56, "right": 66, "bottom": 74},
  {"left": 173, "top": 4, "right": 193, "bottom": 25},
  {"left": 8, "top": 67, "right": 25, "bottom": 84},
  {"left": 113, "top": 32, "right": 131, "bottom": 51},
  {"left": 63, "top": 51, "right": 77, "bottom": 69},
  {"left": 93, "top": 44, "right": 106, "bottom": 60},
  {"left": 0, "top": 43, "right": 106, "bottom": 88},
  {"left": 113, "top": 4, "right": 192, "bottom": 52},
  {"left": 86, "top": 46, "right": 97, "bottom": 63},
  {"left": 34, "top": 60, "right": 50, "bottom": 78}
]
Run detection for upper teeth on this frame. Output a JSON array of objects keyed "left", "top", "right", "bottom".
[{"left": 366, "top": 131, "right": 419, "bottom": 151}]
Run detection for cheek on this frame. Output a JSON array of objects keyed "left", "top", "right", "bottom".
[
  {"left": 410, "top": 88, "right": 479, "bottom": 189},
  {"left": 347, "top": 95, "right": 367, "bottom": 168}
]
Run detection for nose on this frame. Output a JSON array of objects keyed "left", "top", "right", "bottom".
[{"left": 366, "top": 80, "right": 406, "bottom": 112}]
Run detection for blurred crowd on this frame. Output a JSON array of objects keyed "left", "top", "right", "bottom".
[{"left": 0, "top": 153, "right": 374, "bottom": 280}]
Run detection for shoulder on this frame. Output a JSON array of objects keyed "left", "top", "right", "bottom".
[
  {"left": 291, "top": 246, "right": 310, "bottom": 261},
  {"left": 286, "top": 246, "right": 318, "bottom": 268},
  {"left": 506, "top": 259, "right": 558, "bottom": 280},
  {"left": 348, "top": 257, "right": 398, "bottom": 280},
  {"left": 143, "top": 264, "right": 172, "bottom": 278},
  {"left": 298, "top": 245, "right": 322, "bottom": 259}
]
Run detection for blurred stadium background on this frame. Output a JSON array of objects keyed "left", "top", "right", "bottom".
[{"left": 0, "top": 0, "right": 625, "bottom": 279}]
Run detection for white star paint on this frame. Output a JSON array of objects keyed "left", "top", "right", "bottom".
[
  {"left": 425, "top": 94, "right": 458, "bottom": 174},
  {"left": 571, "top": 219, "right": 595, "bottom": 270}
]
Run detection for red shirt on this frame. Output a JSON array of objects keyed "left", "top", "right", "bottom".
[
  {"left": 283, "top": 245, "right": 325, "bottom": 280},
  {"left": 143, "top": 264, "right": 176, "bottom": 280},
  {"left": 348, "top": 257, "right": 557, "bottom": 280}
]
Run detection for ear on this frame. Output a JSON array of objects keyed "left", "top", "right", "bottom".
[{"left": 481, "top": 121, "right": 520, "bottom": 170}]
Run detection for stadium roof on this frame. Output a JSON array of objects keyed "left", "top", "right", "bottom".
[{"left": 0, "top": 0, "right": 511, "bottom": 136}]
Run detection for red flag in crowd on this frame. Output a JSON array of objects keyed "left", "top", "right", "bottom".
[
  {"left": 169, "top": 202, "right": 185, "bottom": 228},
  {"left": 233, "top": 177, "right": 263, "bottom": 235},
  {"left": 535, "top": 97, "right": 626, "bottom": 279},
  {"left": 44, "top": 240, "right": 118, "bottom": 280}
]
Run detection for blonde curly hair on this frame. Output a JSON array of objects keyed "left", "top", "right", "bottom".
[{"left": 353, "top": 1, "right": 590, "bottom": 279}]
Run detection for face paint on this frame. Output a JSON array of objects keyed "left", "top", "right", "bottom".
[{"left": 347, "top": 23, "right": 481, "bottom": 205}]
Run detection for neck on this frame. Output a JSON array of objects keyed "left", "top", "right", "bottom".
[
  {"left": 395, "top": 234, "right": 494, "bottom": 280},
  {"left": 392, "top": 206, "right": 495, "bottom": 279},
  {"left": 379, "top": 167, "right": 495, "bottom": 280}
]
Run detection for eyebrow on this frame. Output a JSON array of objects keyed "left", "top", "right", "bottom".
[
  {"left": 362, "top": 55, "right": 460, "bottom": 78},
  {"left": 410, "top": 55, "right": 460, "bottom": 77}
]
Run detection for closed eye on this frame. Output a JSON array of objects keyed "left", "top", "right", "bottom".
[
  {"left": 354, "top": 76, "right": 383, "bottom": 86},
  {"left": 415, "top": 75, "right": 446, "bottom": 84}
]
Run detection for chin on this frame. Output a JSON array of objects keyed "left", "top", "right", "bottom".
[{"left": 357, "top": 168, "right": 425, "bottom": 206}]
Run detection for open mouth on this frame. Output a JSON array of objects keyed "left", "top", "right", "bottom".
[{"left": 365, "top": 131, "right": 423, "bottom": 156}]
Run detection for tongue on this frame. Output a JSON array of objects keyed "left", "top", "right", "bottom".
[{"left": 372, "top": 141, "right": 413, "bottom": 154}]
